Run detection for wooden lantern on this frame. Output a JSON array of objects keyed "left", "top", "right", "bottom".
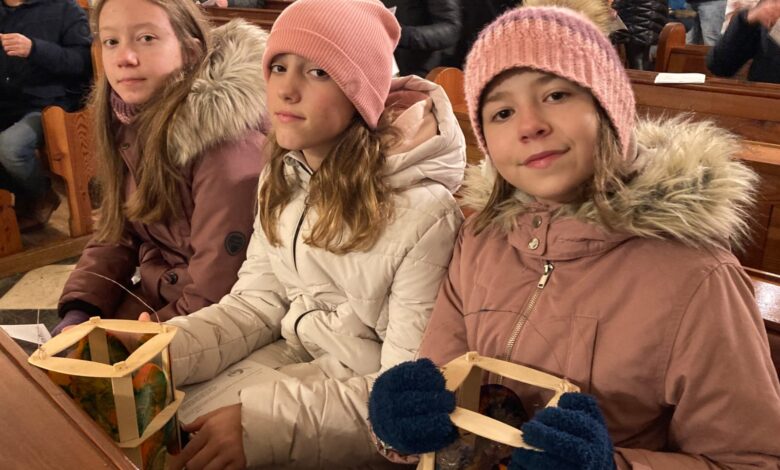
[
  {"left": 418, "top": 352, "right": 580, "bottom": 470},
  {"left": 28, "top": 317, "right": 184, "bottom": 469}
]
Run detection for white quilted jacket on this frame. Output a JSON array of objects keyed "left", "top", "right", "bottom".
[{"left": 167, "top": 75, "right": 466, "bottom": 468}]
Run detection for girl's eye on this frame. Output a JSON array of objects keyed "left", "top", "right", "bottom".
[
  {"left": 102, "top": 38, "right": 118, "bottom": 47},
  {"left": 270, "top": 64, "right": 285, "bottom": 73},
  {"left": 308, "top": 68, "right": 329, "bottom": 78},
  {"left": 491, "top": 108, "right": 514, "bottom": 122},
  {"left": 139, "top": 35, "right": 155, "bottom": 43},
  {"left": 545, "top": 91, "right": 569, "bottom": 102}
]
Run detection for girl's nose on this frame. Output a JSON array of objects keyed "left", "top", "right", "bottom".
[
  {"left": 516, "top": 107, "right": 552, "bottom": 141},
  {"left": 276, "top": 74, "right": 301, "bottom": 103},
  {"left": 116, "top": 43, "right": 139, "bottom": 67}
]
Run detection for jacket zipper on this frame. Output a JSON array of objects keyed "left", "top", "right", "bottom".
[
  {"left": 292, "top": 161, "right": 312, "bottom": 273},
  {"left": 292, "top": 205, "right": 308, "bottom": 273},
  {"left": 497, "top": 260, "right": 554, "bottom": 384}
]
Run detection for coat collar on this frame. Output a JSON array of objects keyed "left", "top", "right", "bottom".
[
  {"left": 167, "top": 19, "right": 268, "bottom": 167},
  {"left": 462, "top": 117, "right": 758, "bottom": 257}
]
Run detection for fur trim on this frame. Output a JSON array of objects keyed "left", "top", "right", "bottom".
[
  {"left": 168, "top": 20, "right": 268, "bottom": 166},
  {"left": 524, "top": 0, "right": 614, "bottom": 34},
  {"left": 462, "top": 117, "right": 759, "bottom": 249}
]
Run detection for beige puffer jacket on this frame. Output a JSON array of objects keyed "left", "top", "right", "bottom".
[{"left": 167, "top": 75, "right": 466, "bottom": 468}]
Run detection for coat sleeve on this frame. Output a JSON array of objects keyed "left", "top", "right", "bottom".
[
  {"left": 614, "top": 264, "right": 780, "bottom": 469},
  {"left": 58, "top": 229, "right": 140, "bottom": 317},
  {"left": 238, "top": 206, "right": 463, "bottom": 468},
  {"left": 398, "top": 0, "right": 462, "bottom": 51},
  {"left": 155, "top": 133, "right": 265, "bottom": 321},
  {"left": 27, "top": 2, "right": 91, "bottom": 79},
  {"left": 167, "top": 209, "right": 289, "bottom": 386},
  {"left": 417, "top": 225, "right": 471, "bottom": 365},
  {"left": 706, "top": 9, "right": 760, "bottom": 78}
]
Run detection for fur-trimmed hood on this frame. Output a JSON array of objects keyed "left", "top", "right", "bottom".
[
  {"left": 460, "top": 117, "right": 758, "bottom": 249},
  {"left": 168, "top": 19, "right": 268, "bottom": 166}
]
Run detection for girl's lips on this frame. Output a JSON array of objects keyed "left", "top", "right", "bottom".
[
  {"left": 275, "top": 112, "right": 304, "bottom": 123},
  {"left": 523, "top": 150, "right": 566, "bottom": 169}
]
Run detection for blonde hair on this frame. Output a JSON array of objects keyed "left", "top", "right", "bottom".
[
  {"left": 472, "top": 108, "right": 631, "bottom": 234},
  {"left": 259, "top": 117, "right": 400, "bottom": 254},
  {"left": 90, "top": 0, "right": 211, "bottom": 242}
]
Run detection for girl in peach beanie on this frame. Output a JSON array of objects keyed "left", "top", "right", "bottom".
[{"left": 369, "top": 0, "right": 780, "bottom": 468}]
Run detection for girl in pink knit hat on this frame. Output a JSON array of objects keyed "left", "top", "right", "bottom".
[
  {"left": 160, "top": 0, "right": 468, "bottom": 468},
  {"left": 368, "top": 0, "right": 780, "bottom": 468}
]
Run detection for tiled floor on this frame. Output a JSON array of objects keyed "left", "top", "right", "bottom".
[
  {"left": 0, "top": 260, "right": 77, "bottom": 345},
  {"left": 2, "top": 186, "right": 80, "bottom": 342}
]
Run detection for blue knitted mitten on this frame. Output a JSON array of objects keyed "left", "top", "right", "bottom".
[
  {"left": 509, "top": 392, "right": 615, "bottom": 470},
  {"left": 368, "top": 358, "right": 459, "bottom": 455}
]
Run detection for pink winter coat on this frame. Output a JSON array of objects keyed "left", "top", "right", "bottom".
[{"left": 419, "top": 119, "right": 780, "bottom": 469}]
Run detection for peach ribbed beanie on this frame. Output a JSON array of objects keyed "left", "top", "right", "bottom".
[
  {"left": 262, "top": 0, "right": 400, "bottom": 129},
  {"left": 464, "top": 0, "right": 636, "bottom": 160}
]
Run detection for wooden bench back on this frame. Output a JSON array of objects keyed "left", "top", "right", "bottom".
[{"left": 655, "top": 21, "right": 751, "bottom": 79}]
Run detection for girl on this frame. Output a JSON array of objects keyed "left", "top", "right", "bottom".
[
  {"left": 53, "top": 0, "right": 269, "bottom": 333},
  {"left": 369, "top": 0, "right": 780, "bottom": 468},
  {"left": 163, "top": 0, "right": 466, "bottom": 468}
]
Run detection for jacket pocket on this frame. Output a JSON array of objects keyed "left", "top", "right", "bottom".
[{"left": 565, "top": 316, "right": 598, "bottom": 394}]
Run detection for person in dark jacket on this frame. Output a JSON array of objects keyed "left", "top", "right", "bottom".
[
  {"left": 382, "top": 0, "right": 461, "bottom": 77},
  {"left": 0, "top": 0, "right": 91, "bottom": 231},
  {"left": 449, "top": 0, "right": 517, "bottom": 69},
  {"left": 613, "top": 0, "right": 668, "bottom": 69},
  {"left": 707, "top": 0, "right": 780, "bottom": 83}
]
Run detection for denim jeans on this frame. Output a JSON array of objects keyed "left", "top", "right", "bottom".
[
  {"left": 686, "top": 0, "right": 727, "bottom": 45},
  {"left": 0, "top": 111, "right": 45, "bottom": 199}
]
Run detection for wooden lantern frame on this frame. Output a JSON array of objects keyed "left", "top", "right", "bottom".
[
  {"left": 28, "top": 317, "right": 184, "bottom": 467},
  {"left": 418, "top": 352, "right": 580, "bottom": 470}
]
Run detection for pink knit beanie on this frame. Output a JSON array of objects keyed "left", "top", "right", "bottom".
[
  {"left": 464, "top": 0, "right": 636, "bottom": 160},
  {"left": 263, "top": 0, "right": 400, "bottom": 129}
]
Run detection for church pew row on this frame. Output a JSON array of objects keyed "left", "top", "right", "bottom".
[{"left": 655, "top": 21, "right": 751, "bottom": 79}]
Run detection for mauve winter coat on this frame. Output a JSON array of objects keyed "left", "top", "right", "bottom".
[
  {"left": 419, "top": 118, "right": 780, "bottom": 469},
  {"left": 58, "top": 21, "right": 269, "bottom": 322}
]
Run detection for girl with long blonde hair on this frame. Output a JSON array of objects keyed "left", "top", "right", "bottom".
[
  {"left": 54, "top": 0, "right": 269, "bottom": 333},
  {"left": 162, "top": 0, "right": 466, "bottom": 468}
]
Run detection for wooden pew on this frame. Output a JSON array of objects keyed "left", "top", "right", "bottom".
[
  {"left": 265, "top": 0, "right": 295, "bottom": 9},
  {"left": 41, "top": 105, "right": 96, "bottom": 238},
  {"left": 427, "top": 67, "right": 780, "bottom": 376},
  {"left": 0, "top": 189, "right": 22, "bottom": 257},
  {"left": 746, "top": 267, "right": 780, "bottom": 379},
  {"left": 655, "top": 22, "right": 711, "bottom": 75},
  {"left": 628, "top": 69, "right": 780, "bottom": 273},
  {"left": 202, "top": 6, "right": 280, "bottom": 28},
  {"left": 655, "top": 21, "right": 750, "bottom": 79}
]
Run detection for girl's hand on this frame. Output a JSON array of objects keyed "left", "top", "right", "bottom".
[
  {"left": 368, "top": 358, "right": 458, "bottom": 455},
  {"left": 509, "top": 393, "right": 615, "bottom": 470},
  {"left": 169, "top": 404, "right": 246, "bottom": 470},
  {"left": 747, "top": 0, "right": 780, "bottom": 28}
]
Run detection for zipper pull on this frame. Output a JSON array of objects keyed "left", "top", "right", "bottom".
[{"left": 537, "top": 261, "right": 554, "bottom": 288}]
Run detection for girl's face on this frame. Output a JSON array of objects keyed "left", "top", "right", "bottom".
[
  {"left": 481, "top": 70, "right": 599, "bottom": 205},
  {"left": 99, "top": 0, "right": 185, "bottom": 106},
  {"left": 267, "top": 54, "right": 356, "bottom": 169}
]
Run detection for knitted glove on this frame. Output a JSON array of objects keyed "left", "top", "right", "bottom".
[
  {"left": 51, "top": 310, "right": 91, "bottom": 336},
  {"left": 368, "top": 358, "right": 459, "bottom": 455},
  {"left": 509, "top": 393, "right": 615, "bottom": 470}
]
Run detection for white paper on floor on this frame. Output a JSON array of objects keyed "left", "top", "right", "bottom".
[
  {"left": 0, "top": 264, "right": 75, "bottom": 309},
  {"left": 0, "top": 323, "right": 51, "bottom": 344}
]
